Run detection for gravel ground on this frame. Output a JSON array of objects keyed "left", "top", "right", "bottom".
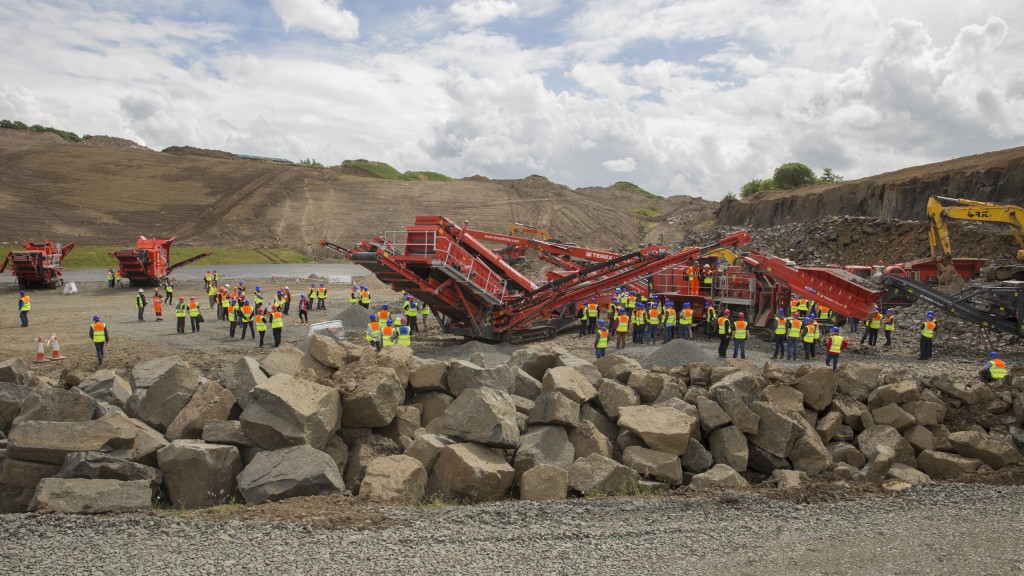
[{"left": 2, "top": 484, "right": 1022, "bottom": 575}]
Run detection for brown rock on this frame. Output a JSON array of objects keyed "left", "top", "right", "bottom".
[
  {"left": 917, "top": 450, "right": 983, "bottom": 479},
  {"left": 947, "top": 430, "right": 1023, "bottom": 469},
  {"left": 617, "top": 405, "right": 697, "bottom": 456},
  {"left": 568, "top": 453, "right": 639, "bottom": 495},
  {"left": 621, "top": 446, "right": 683, "bottom": 485},
  {"left": 360, "top": 454, "right": 427, "bottom": 505},
  {"left": 709, "top": 425, "right": 748, "bottom": 472},
  {"left": 690, "top": 464, "right": 750, "bottom": 490},
  {"left": 443, "top": 388, "right": 520, "bottom": 448},
  {"left": 426, "top": 443, "right": 514, "bottom": 502},
  {"left": 542, "top": 367, "right": 598, "bottom": 404},
  {"left": 568, "top": 420, "right": 614, "bottom": 460},
  {"left": 528, "top": 392, "right": 579, "bottom": 428},
  {"left": 518, "top": 465, "right": 568, "bottom": 501},
  {"left": 165, "top": 380, "right": 236, "bottom": 441},
  {"left": 156, "top": 440, "right": 241, "bottom": 508}
]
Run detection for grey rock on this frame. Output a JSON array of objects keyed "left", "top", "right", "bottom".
[
  {"left": 236, "top": 444, "right": 344, "bottom": 504},
  {"left": 513, "top": 425, "right": 573, "bottom": 479},
  {"left": 447, "top": 360, "right": 515, "bottom": 396},
  {"left": 442, "top": 388, "right": 519, "bottom": 448},
  {"left": 709, "top": 425, "right": 748, "bottom": 472},
  {"left": 682, "top": 438, "right": 714, "bottom": 474},
  {"left": 621, "top": 446, "right": 682, "bottom": 485},
  {"left": 239, "top": 374, "right": 341, "bottom": 450},
  {"left": 30, "top": 478, "right": 151, "bottom": 514},
  {"left": 201, "top": 420, "right": 252, "bottom": 447},
  {"left": 568, "top": 453, "right": 639, "bottom": 496},
  {"left": 528, "top": 392, "right": 579, "bottom": 428},
  {"left": 13, "top": 386, "right": 97, "bottom": 426},
  {"left": 156, "top": 440, "right": 242, "bottom": 508},
  {"left": 165, "top": 380, "right": 236, "bottom": 441},
  {"left": 518, "top": 464, "right": 568, "bottom": 501}
]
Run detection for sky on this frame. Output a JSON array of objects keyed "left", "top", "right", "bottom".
[{"left": 2, "top": 0, "right": 1023, "bottom": 200}]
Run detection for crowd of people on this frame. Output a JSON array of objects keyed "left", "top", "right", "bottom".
[{"left": 363, "top": 290, "right": 432, "bottom": 352}]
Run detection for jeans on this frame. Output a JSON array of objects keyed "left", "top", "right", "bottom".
[
  {"left": 787, "top": 338, "right": 800, "bottom": 359},
  {"left": 273, "top": 327, "right": 282, "bottom": 347},
  {"left": 258, "top": 331, "right": 266, "bottom": 347},
  {"left": 191, "top": 316, "right": 201, "bottom": 332},
  {"left": 137, "top": 307, "right": 144, "bottom": 321},
  {"left": 663, "top": 325, "right": 674, "bottom": 343},
  {"left": 884, "top": 330, "right": 892, "bottom": 346},
  {"left": 679, "top": 325, "right": 690, "bottom": 340},
  {"left": 732, "top": 338, "right": 746, "bottom": 359},
  {"left": 176, "top": 317, "right": 186, "bottom": 333},
  {"left": 240, "top": 321, "right": 253, "bottom": 339},
  {"left": 773, "top": 335, "right": 785, "bottom": 358},
  {"left": 94, "top": 342, "right": 105, "bottom": 363},
  {"left": 825, "top": 353, "right": 840, "bottom": 371},
  {"left": 595, "top": 347, "right": 606, "bottom": 359},
  {"left": 920, "top": 336, "right": 933, "bottom": 360},
  {"left": 20, "top": 311, "right": 28, "bottom": 327},
  {"left": 578, "top": 321, "right": 588, "bottom": 337},
  {"left": 849, "top": 318, "right": 859, "bottom": 333},
  {"left": 648, "top": 324, "right": 658, "bottom": 343},
  {"left": 804, "top": 341, "right": 815, "bottom": 358}
]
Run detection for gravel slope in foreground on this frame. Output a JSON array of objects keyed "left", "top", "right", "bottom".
[{"left": 2, "top": 484, "right": 1023, "bottom": 576}]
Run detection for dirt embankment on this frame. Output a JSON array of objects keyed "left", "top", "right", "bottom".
[{"left": 717, "top": 147, "right": 1024, "bottom": 228}]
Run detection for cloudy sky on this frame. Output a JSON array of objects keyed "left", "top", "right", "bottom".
[{"left": 2, "top": 1, "right": 1023, "bottom": 199}]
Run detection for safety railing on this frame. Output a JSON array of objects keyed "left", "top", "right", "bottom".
[
  {"left": 434, "top": 236, "right": 508, "bottom": 303},
  {"left": 714, "top": 273, "right": 756, "bottom": 304}
]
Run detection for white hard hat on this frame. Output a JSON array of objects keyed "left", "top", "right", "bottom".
[{"left": 138, "top": 289, "right": 144, "bottom": 292}]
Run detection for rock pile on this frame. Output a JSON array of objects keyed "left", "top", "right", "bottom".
[{"left": 0, "top": 337, "right": 1022, "bottom": 513}]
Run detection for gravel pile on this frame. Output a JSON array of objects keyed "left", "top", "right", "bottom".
[
  {"left": 2, "top": 484, "right": 1023, "bottom": 575},
  {"left": 418, "top": 339, "right": 516, "bottom": 366},
  {"left": 640, "top": 337, "right": 722, "bottom": 369}
]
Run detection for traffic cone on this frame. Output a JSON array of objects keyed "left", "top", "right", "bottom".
[
  {"left": 49, "top": 334, "right": 64, "bottom": 361},
  {"left": 33, "top": 337, "right": 47, "bottom": 363}
]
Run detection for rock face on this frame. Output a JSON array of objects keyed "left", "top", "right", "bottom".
[
  {"left": 156, "top": 440, "right": 242, "bottom": 508},
  {"left": 442, "top": 388, "right": 520, "bottom": 448},
  {"left": 716, "top": 158, "right": 1024, "bottom": 228},
  {"left": 236, "top": 445, "right": 345, "bottom": 504},
  {"left": 426, "top": 443, "right": 514, "bottom": 503},
  {"left": 239, "top": 374, "right": 340, "bottom": 450},
  {"left": 617, "top": 405, "right": 697, "bottom": 456},
  {"left": 359, "top": 455, "right": 427, "bottom": 505},
  {"left": 30, "top": 478, "right": 152, "bottom": 514}
]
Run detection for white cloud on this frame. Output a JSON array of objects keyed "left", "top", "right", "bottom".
[
  {"left": 602, "top": 157, "right": 636, "bottom": 172},
  {"left": 269, "top": 0, "right": 359, "bottom": 41},
  {"left": 450, "top": 0, "right": 519, "bottom": 27}
]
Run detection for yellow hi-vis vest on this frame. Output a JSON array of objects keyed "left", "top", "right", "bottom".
[
  {"left": 397, "top": 326, "right": 411, "bottom": 346},
  {"left": 382, "top": 326, "right": 395, "bottom": 346},
  {"left": 176, "top": 303, "right": 187, "bottom": 318},
  {"left": 596, "top": 329, "right": 609, "bottom": 348},
  {"left": 255, "top": 314, "right": 267, "bottom": 332},
  {"left": 632, "top": 309, "right": 646, "bottom": 325},
  {"left": 788, "top": 319, "right": 803, "bottom": 338},
  {"left": 829, "top": 335, "right": 844, "bottom": 354},
  {"left": 680, "top": 309, "right": 693, "bottom": 325},
  {"left": 990, "top": 359, "right": 1007, "bottom": 379},
  {"left": 884, "top": 315, "right": 896, "bottom": 331},
  {"left": 360, "top": 290, "right": 371, "bottom": 304},
  {"left": 91, "top": 322, "right": 106, "bottom": 343},
  {"left": 648, "top": 308, "right": 660, "bottom": 324},
  {"left": 615, "top": 314, "right": 630, "bottom": 333},
  {"left": 717, "top": 317, "right": 730, "bottom": 335},
  {"left": 20, "top": 296, "right": 29, "bottom": 311},
  {"left": 664, "top": 309, "right": 676, "bottom": 325},
  {"left": 921, "top": 321, "right": 935, "bottom": 338},
  {"left": 271, "top": 311, "right": 283, "bottom": 329},
  {"left": 733, "top": 320, "right": 747, "bottom": 340},
  {"left": 366, "top": 321, "right": 381, "bottom": 341},
  {"left": 774, "top": 316, "right": 787, "bottom": 335},
  {"left": 350, "top": 290, "right": 358, "bottom": 303},
  {"left": 868, "top": 313, "right": 882, "bottom": 329},
  {"left": 587, "top": 303, "right": 598, "bottom": 318},
  {"left": 803, "top": 323, "right": 818, "bottom": 343}
]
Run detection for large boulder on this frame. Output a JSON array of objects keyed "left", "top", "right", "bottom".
[
  {"left": 568, "top": 453, "right": 639, "bottom": 495},
  {"left": 788, "top": 425, "right": 832, "bottom": 475},
  {"left": 857, "top": 425, "right": 916, "bottom": 468},
  {"left": 542, "top": 367, "right": 598, "bottom": 404},
  {"left": 627, "top": 370, "right": 669, "bottom": 404},
  {"left": 165, "top": 380, "right": 236, "bottom": 441},
  {"left": 597, "top": 379, "right": 640, "bottom": 419},
  {"left": 260, "top": 343, "right": 333, "bottom": 379},
  {"left": 239, "top": 374, "right": 340, "bottom": 450},
  {"left": 947, "top": 430, "right": 1023, "bottom": 469},
  {"left": 917, "top": 450, "right": 983, "bottom": 479},
  {"left": 442, "top": 388, "right": 519, "bottom": 448},
  {"left": 0, "top": 382, "right": 31, "bottom": 432},
  {"left": 553, "top": 354, "right": 604, "bottom": 388},
  {"left": 201, "top": 420, "right": 252, "bottom": 447},
  {"left": 359, "top": 454, "right": 427, "bottom": 505},
  {"left": 135, "top": 358, "right": 200, "bottom": 431},
  {"left": 404, "top": 433, "right": 455, "bottom": 473},
  {"left": 709, "top": 425, "right": 748, "bottom": 472},
  {"left": 871, "top": 403, "right": 916, "bottom": 431},
  {"left": 580, "top": 404, "right": 617, "bottom": 440},
  {"left": 447, "top": 360, "right": 514, "bottom": 396},
  {"left": 568, "top": 420, "right": 614, "bottom": 459},
  {"left": 218, "top": 357, "right": 268, "bottom": 409},
  {"left": 512, "top": 368, "right": 542, "bottom": 400},
  {"left": 528, "top": 392, "right": 579, "bottom": 428},
  {"left": 594, "top": 355, "right": 641, "bottom": 383},
  {"left": 902, "top": 425, "right": 936, "bottom": 453},
  {"left": 710, "top": 371, "right": 762, "bottom": 404},
  {"left": 78, "top": 370, "right": 132, "bottom": 407},
  {"left": 513, "top": 426, "right": 574, "bottom": 479},
  {"left": 518, "top": 464, "right": 568, "bottom": 501},
  {"left": 363, "top": 346, "right": 415, "bottom": 386},
  {"left": 0, "top": 358, "right": 29, "bottom": 385},
  {"left": 690, "top": 463, "right": 750, "bottom": 490},
  {"left": 696, "top": 396, "right": 732, "bottom": 432},
  {"left": 7, "top": 419, "right": 136, "bottom": 464},
  {"left": 344, "top": 434, "right": 401, "bottom": 495},
  {"left": 925, "top": 374, "right": 979, "bottom": 405},
  {"left": 408, "top": 360, "right": 448, "bottom": 393},
  {"left": 156, "top": 440, "right": 242, "bottom": 508},
  {"left": 761, "top": 385, "right": 805, "bottom": 415},
  {"left": 29, "top": 478, "right": 152, "bottom": 514},
  {"left": 97, "top": 412, "right": 169, "bottom": 466},
  {"left": 56, "top": 451, "right": 162, "bottom": 492},
  {"left": 426, "top": 443, "right": 514, "bottom": 503},
  {"left": 617, "top": 405, "right": 697, "bottom": 456},
  {"left": 408, "top": 392, "right": 453, "bottom": 428},
  {"left": 836, "top": 363, "right": 882, "bottom": 402},
  {"left": 833, "top": 397, "right": 874, "bottom": 431},
  {"left": 746, "top": 401, "right": 801, "bottom": 459},
  {"left": 236, "top": 444, "right": 344, "bottom": 504},
  {"left": 336, "top": 366, "right": 404, "bottom": 429},
  {"left": 682, "top": 438, "right": 714, "bottom": 474},
  {"left": 710, "top": 386, "right": 760, "bottom": 435},
  {"left": 621, "top": 446, "right": 682, "bottom": 485},
  {"left": 868, "top": 380, "right": 921, "bottom": 408},
  {"left": 307, "top": 334, "right": 349, "bottom": 370},
  {"left": 794, "top": 368, "right": 838, "bottom": 412},
  {"left": 748, "top": 443, "right": 791, "bottom": 474},
  {"left": 828, "top": 442, "right": 867, "bottom": 468},
  {"left": 508, "top": 346, "right": 562, "bottom": 381},
  {"left": 901, "top": 400, "right": 946, "bottom": 427},
  {"left": 13, "top": 387, "right": 97, "bottom": 426}
]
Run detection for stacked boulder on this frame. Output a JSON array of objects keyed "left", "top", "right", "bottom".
[{"left": 1, "top": 337, "right": 1022, "bottom": 512}]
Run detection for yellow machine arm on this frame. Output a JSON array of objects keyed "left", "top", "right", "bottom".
[
  {"left": 927, "top": 196, "right": 1024, "bottom": 262},
  {"left": 509, "top": 223, "right": 554, "bottom": 241}
]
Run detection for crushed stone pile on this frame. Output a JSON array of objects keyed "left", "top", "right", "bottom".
[{"left": 640, "top": 338, "right": 720, "bottom": 369}]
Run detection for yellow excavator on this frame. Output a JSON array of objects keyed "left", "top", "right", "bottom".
[
  {"left": 509, "top": 223, "right": 555, "bottom": 241},
  {"left": 928, "top": 196, "right": 1024, "bottom": 281}
]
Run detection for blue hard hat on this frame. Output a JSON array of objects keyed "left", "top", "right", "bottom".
[
  {"left": 926, "top": 311, "right": 934, "bottom": 318},
  {"left": 703, "top": 301, "right": 709, "bottom": 306},
  {"left": 590, "top": 298, "right": 596, "bottom": 302},
  {"left": 683, "top": 302, "right": 690, "bottom": 308},
  {"left": 244, "top": 300, "right": 250, "bottom": 305},
  {"left": 382, "top": 303, "right": 389, "bottom": 309},
  {"left": 629, "top": 291, "right": 636, "bottom": 295},
  {"left": 230, "top": 299, "right": 236, "bottom": 304},
  {"left": 239, "top": 281, "right": 244, "bottom": 285},
  {"left": 320, "top": 283, "right": 325, "bottom": 287},
  {"left": 666, "top": 300, "right": 672, "bottom": 305},
  {"left": 597, "top": 320, "right": 605, "bottom": 326},
  {"left": 618, "top": 307, "right": 625, "bottom": 313},
  {"left": 990, "top": 351, "right": 998, "bottom": 358},
  {"left": 832, "top": 326, "right": 840, "bottom": 333},
  {"left": 19, "top": 291, "right": 25, "bottom": 296},
  {"left": 369, "top": 314, "right": 377, "bottom": 320},
  {"left": 256, "top": 286, "right": 261, "bottom": 291},
  {"left": 386, "top": 319, "right": 393, "bottom": 325},
  {"left": 778, "top": 308, "right": 785, "bottom": 314},
  {"left": 808, "top": 313, "right": 816, "bottom": 319},
  {"left": 93, "top": 315, "right": 100, "bottom": 321},
  {"left": 361, "top": 286, "right": 366, "bottom": 290},
  {"left": 311, "top": 283, "right": 316, "bottom": 287}
]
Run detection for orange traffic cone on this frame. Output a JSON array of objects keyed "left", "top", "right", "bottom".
[
  {"left": 49, "top": 334, "right": 64, "bottom": 361},
  {"left": 33, "top": 337, "right": 47, "bottom": 363}
]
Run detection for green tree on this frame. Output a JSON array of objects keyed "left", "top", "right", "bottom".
[
  {"left": 740, "top": 178, "right": 775, "bottom": 198},
  {"left": 818, "top": 168, "right": 844, "bottom": 183},
  {"left": 772, "top": 162, "right": 816, "bottom": 190}
]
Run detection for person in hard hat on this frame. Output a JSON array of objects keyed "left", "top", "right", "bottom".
[
  {"left": 189, "top": 296, "right": 203, "bottom": 333},
  {"left": 227, "top": 299, "right": 238, "bottom": 338},
  {"left": 701, "top": 263, "right": 713, "bottom": 295},
  {"left": 704, "top": 301, "right": 718, "bottom": 338},
  {"left": 646, "top": 298, "right": 661, "bottom": 344},
  {"left": 801, "top": 313, "right": 819, "bottom": 359},
  {"left": 204, "top": 271, "right": 212, "bottom": 291},
  {"left": 18, "top": 291, "right": 30, "bottom": 328},
  {"left": 770, "top": 308, "right": 787, "bottom": 359},
  {"left": 663, "top": 300, "right": 677, "bottom": 343},
  {"left": 577, "top": 301, "right": 589, "bottom": 338},
  {"left": 234, "top": 299, "right": 252, "bottom": 338},
  {"left": 732, "top": 312, "right": 748, "bottom": 359},
  {"left": 381, "top": 319, "right": 396, "bottom": 347},
  {"left": 687, "top": 261, "right": 699, "bottom": 295},
  {"left": 716, "top": 309, "right": 733, "bottom": 358},
  {"left": 114, "top": 269, "right": 123, "bottom": 288},
  {"left": 175, "top": 297, "right": 187, "bottom": 334},
  {"left": 89, "top": 315, "right": 109, "bottom": 366},
  {"left": 359, "top": 285, "right": 371, "bottom": 309},
  {"left": 255, "top": 306, "right": 269, "bottom": 348},
  {"left": 405, "top": 297, "right": 420, "bottom": 332},
  {"left": 283, "top": 287, "right": 292, "bottom": 315},
  {"left": 270, "top": 305, "right": 284, "bottom": 347},
  {"left": 220, "top": 285, "right": 231, "bottom": 321},
  {"left": 587, "top": 297, "right": 599, "bottom": 335},
  {"left": 883, "top": 308, "right": 897, "bottom": 346},
  {"left": 786, "top": 312, "right": 803, "bottom": 361},
  {"left": 153, "top": 289, "right": 163, "bottom": 322},
  {"left": 107, "top": 268, "right": 115, "bottom": 289},
  {"left": 420, "top": 301, "right": 431, "bottom": 332},
  {"left": 632, "top": 302, "right": 647, "bottom": 344},
  {"left": 678, "top": 302, "right": 694, "bottom": 340},
  {"left": 594, "top": 319, "right": 609, "bottom": 359},
  {"left": 349, "top": 285, "right": 359, "bottom": 305},
  {"left": 310, "top": 283, "right": 322, "bottom": 311},
  {"left": 212, "top": 270, "right": 219, "bottom": 286},
  {"left": 824, "top": 326, "right": 847, "bottom": 372},
  {"left": 919, "top": 311, "right": 936, "bottom": 361},
  {"left": 861, "top": 306, "right": 882, "bottom": 346},
  {"left": 208, "top": 281, "right": 219, "bottom": 310},
  {"left": 396, "top": 316, "right": 412, "bottom": 346},
  {"left": 979, "top": 351, "right": 1009, "bottom": 383},
  {"left": 252, "top": 286, "right": 264, "bottom": 311},
  {"left": 298, "top": 294, "right": 309, "bottom": 325},
  {"left": 135, "top": 289, "right": 147, "bottom": 322},
  {"left": 613, "top": 306, "right": 630, "bottom": 349},
  {"left": 163, "top": 277, "right": 174, "bottom": 302},
  {"left": 366, "top": 313, "right": 382, "bottom": 352}
]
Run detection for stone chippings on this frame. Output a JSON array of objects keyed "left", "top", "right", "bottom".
[{"left": 0, "top": 339, "right": 1020, "bottom": 514}]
